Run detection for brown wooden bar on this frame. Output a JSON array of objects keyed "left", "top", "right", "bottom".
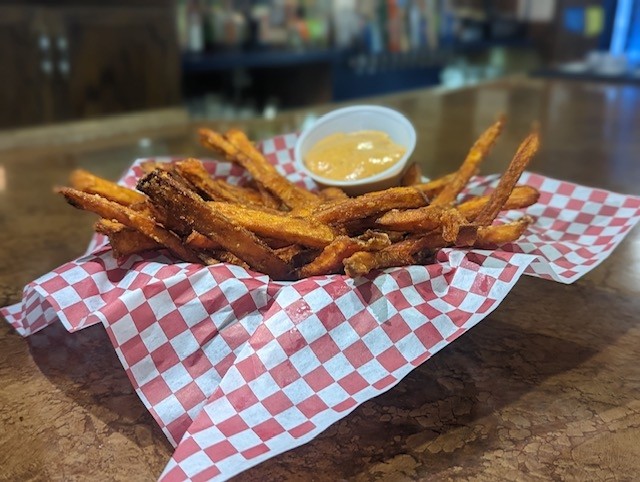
[{"left": 1, "top": 76, "right": 639, "bottom": 480}]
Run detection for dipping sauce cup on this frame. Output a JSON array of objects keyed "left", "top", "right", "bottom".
[{"left": 294, "top": 105, "right": 417, "bottom": 196}]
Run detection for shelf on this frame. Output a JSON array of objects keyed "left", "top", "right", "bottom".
[
  {"left": 181, "top": 35, "right": 531, "bottom": 74},
  {"left": 182, "top": 49, "right": 342, "bottom": 73},
  {"left": 531, "top": 68, "right": 640, "bottom": 85},
  {"left": 445, "top": 36, "right": 531, "bottom": 53},
  {"left": 180, "top": 38, "right": 532, "bottom": 105}
]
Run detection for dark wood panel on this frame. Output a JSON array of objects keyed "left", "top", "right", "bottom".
[
  {"left": 0, "top": 0, "right": 173, "bottom": 6},
  {"left": 0, "top": 3, "right": 181, "bottom": 129},
  {"left": 0, "top": 6, "right": 51, "bottom": 128},
  {"left": 57, "top": 7, "right": 181, "bottom": 120}
]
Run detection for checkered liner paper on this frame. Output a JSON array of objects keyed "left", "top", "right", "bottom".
[{"left": 2, "top": 133, "right": 640, "bottom": 481}]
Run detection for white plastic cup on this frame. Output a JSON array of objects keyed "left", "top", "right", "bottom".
[{"left": 294, "top": 105, "right": 417, "bottom": 196}]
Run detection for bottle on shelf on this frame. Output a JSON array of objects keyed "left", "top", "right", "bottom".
[{"left": 187, "top": 0, "right": 205, "bottom": 52}]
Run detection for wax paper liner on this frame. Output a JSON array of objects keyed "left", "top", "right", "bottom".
[{"left": 2, "top": 133, "right": 640, "bottom": 481}]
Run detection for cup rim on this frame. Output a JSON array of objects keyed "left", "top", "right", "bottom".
[{"left": 294, "top": 105, "right": 416, "bottom": 189}]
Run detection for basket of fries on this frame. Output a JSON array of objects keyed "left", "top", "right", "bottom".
[
  {"left": 56, "top": 118, "right": 538, "bottom": 278},
  {"left": 3, "top": 117, "right": 640, "bottom": 481}
]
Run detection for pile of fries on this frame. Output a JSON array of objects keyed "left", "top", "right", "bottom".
[{"left": 57, "top": 118, "right": 540, "bottom": 280}]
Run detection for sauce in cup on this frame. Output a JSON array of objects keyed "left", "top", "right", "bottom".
[{"left": 304, "top": 130, "right": 406, "bottom": 181}]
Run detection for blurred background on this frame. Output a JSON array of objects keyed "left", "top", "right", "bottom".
[{"left": 2, "top": 0, "right": 638, "bottom": 130}]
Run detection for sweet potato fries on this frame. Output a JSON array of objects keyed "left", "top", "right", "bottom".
[{"left": 56, "top": 119, "right": 540, "bottom": 280}]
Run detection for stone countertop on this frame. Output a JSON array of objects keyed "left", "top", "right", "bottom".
[{"left": 1, "top": 77, "right": 639, "bottom": 481}]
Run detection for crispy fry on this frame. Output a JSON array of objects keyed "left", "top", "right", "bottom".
[
  {"left": 256, "top": 183, "right": 281, "bottom": 209},
  {"left": 184, "top": 230, "right": 221, "bottom": 251},
  {"left": 312, "top": 173, "right": 460, "bottom": 225},
  {"left": 200, "top": 128, "right": 319, "bottom": 209},
  {"left": 319, "top": 187, "right": 349, "bottom": 201},
  {"left": 262, "top": 172, "right": 453, "bottom": 222},
  {"left": 340, "top": 215, "right": 380, "bottom": 236},
  {"left": 214, "top": 251, "right": 250, "bottom": 269},
  {"left": 298, "top": 231, "right": 391, "bottom": 278},
  {"left": 475, "top": 216, "right": 533, "bottom": 248},
  {"left": 139, "top": 160, "right": 172, "bottom": 173},
  {"left": 401, "top": 163, "right": 423, "bottom": 186},
  {"left": 137, "top": 169, "right": 292, "bottom": 280},
  {"left": 343, "top": 236, "right": 433, "bottom": 277},
  {"left": 207, "top": 201, "right": 336, "bottom": 248},
  {"left": 373, "top": 204, "right": 471, "bottom": 243},
  {"left": 94, "top": 218, "right": 127, "bottom": 235},
  {"left": 275, "top": 245, "right": 319, "bottom": 266},
  {"left": 214, "top": 179, "right": 264, "bottom": 205},
  {"left": 376, "top": 205, "right": 445, "bottom": 233},
  {"left": 432, "top": 116, "right": 504, "bottom": 206},
  {"left": 57, "top": 187, "right": 201, "bottom": 263},
  {"left": 411, "top": 172, "right": 456, "bottom": 196},
  {"left": 440, "top": 208, "right": 468, "bottom": 243},
  {"left": 227, "top": 129, "right": 320, "bottom": 208},
  {"left": 70, "top": 169, "right": 146, "bottom": 206},
  {"left": 312, "top": 186, "right": 430, "bottom": 225},
  {"left": 223, "top": 129, "right": 277, "bottom": 176},
  {"left": 200, "top": 128, "right": 262, "bottom": 176},
  {"left": 343, "top": 225, "right": 478, "bottom": 277},
  {"left": 94, "top": 219, "right": 160, "bottom": 257},
  {"left": 377, "top": 185, "right": 539, "bottom": 232},
  {"left": 128, "top": 199, "right": 193, "bottom": 237},
  {"left": 458, "top": 185, "right": 539, "bottom": 220},
  {"left": 474, "top": 130, "right": 539, "bottom": 226},
  {"left": 174, "top": 158, "right": 264, "bottom": 205}
]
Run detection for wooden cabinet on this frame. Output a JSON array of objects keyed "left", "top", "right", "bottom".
[
  {"left": 0, "top": 6, "right": 53, "bottom": 127},
  {"left": 0, "top": 3, "right": 180, "bottom": 129}
]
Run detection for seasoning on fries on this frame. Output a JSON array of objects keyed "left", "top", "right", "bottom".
[{"left": 55, "top": 118, "right": 540, "bottom": 280}]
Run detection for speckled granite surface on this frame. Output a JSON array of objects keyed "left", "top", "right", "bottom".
[{"left": 1, "top": 77, "right": 639, "bottom": 481}]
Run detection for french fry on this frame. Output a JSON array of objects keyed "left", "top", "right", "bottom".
[
  {"left": 218, "top": 180, "right": 264, "bottom": 205},
  {"left": 70, "top": 169, "right": 146, "bottom": 206},
  {"left": 256, "top": 183, "right": 281, "bottom": 209},
  {"left": 440, "top": 208, "right": 469, "bottom": 243},
  {"left": 174, "top": 158, "right": 261, "bottom": 204},
  {"left": 376, "top": 205, "right": 446, "bottom": 233},
  {"left": 94, "top": 219, "right": 160, "bottom": 257},
  {"left": 224, "top": 129, "right": 279, "bottom": 177},
  {"left": 200, "top": 128, "right": 320, "bottom": 209},
  {"left": 475, "top": 216, "right": 533, "bottom": 248},
  {"left": 319, "top": 187, "right": 349, "bottom": 201},
  {"left": 343, "top": 225, "right": 478, "bottom": 277},
  {"left": 184, "top": 230, "right": 222, "bottom": 251},
  {"left": 137, "top": 169, "right": 293, "bottom": 280},
  {"left": 343, "top": 235, "right": 434, "bottom": 277},
  {"left": 207, "top": 201, "right": 336, "bottom": 248},
  {"left": 275, "top": 245, "right": 318, "bottom": 266},
  {"left": 139, "top": 160, "right": 172, "bottom": 173},
  {"left": 214, "top": 251, "right": 249, "bottom": 269},
  {"left": 458, "top": 185, "right": 539, "bottom": 221},
  {"left": 311, "top": 173, "right": 461, "bottom": 225},
  {"left": 474, "top": 130, "right": 539, "bottom": 226},
  {"left": 411, "top": 172, "right": 456, "bottom": 196},
  {"left": 57, "top": 187, "right": 201, "bottom": 263},
  {"left": 401, "top": 162, "right": 422, "bottom": 186},
  {"left": 432, "top": 116, "right": 504, "bottom": 206},
  {"left": 376, "top": 185, "right": 539, "bottom": 232},
  {"left": 297, "top": 231, "right": 390, "bottom": 278},
  {"left": 312, "top": 186, "right": 431, "bottom": 225}
]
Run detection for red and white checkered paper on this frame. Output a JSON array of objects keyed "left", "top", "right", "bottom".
[{"left": 2, "top": 133, "right": 640, "bottom": 481}]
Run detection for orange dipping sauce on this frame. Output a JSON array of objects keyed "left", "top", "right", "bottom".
[{"left": 304, "top": 130, "right": 406, "bottom": 181}]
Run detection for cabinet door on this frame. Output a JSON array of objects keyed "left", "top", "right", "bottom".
[
  {"left": 0, "top": 6, "right": 52, "bottom": 128},
  {"left": 55, "top": 6, "right": 181, "bottom": 120}
]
